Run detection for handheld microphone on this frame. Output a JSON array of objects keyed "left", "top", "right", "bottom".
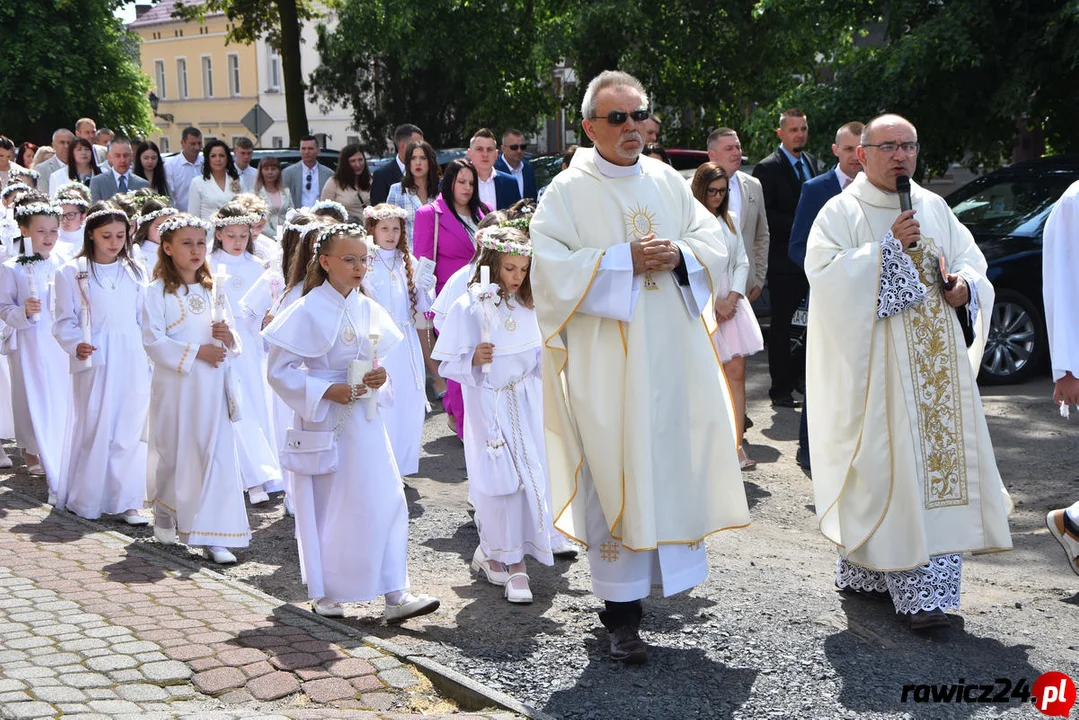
[{"left": 896, "top": 175, "right": 914, "bottom": 247}]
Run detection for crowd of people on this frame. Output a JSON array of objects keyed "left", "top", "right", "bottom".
[{"left": 0, "top": 69, "right": 1074, "bottom": 665}]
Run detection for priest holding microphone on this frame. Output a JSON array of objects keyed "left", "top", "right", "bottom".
[{"left": 803, "top": 114, "right": 1012, "bottom": 632}]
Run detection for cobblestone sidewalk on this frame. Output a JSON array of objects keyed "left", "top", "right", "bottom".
[{"left": 0, "top": 487, "right": 521, "bottom": 720}]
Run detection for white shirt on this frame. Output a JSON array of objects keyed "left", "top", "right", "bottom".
[
  {"left": 396, "top": 156, "right": 406, "bottom": 175},
  {"left": 300, "top": 163, "right": 319, "bottom": 208},
  {"left": 728, "top": 170, "right": 744, "bottom": 223},
  {"left": 112, "top": 168, "right": 133, "bottom": 192},
  {"left": 476, "top": 168, "right": 497, "bottom": 210},
  {"left": 503, "top": 157, "right": 525, "bottom": 195},
  {"left": 165, "top": 153, "right": 204, "bottom": 211},
  {"left": 835, "top": 167, "right": 856, "bottom": 190},
  {"left": 237, "top": 164, "right": 258, "bottom": 192}
]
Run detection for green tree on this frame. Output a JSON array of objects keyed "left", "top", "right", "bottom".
[
  {"left": 310, "top": 0, "right": 559, "bottom": 150},
  {"left": 173, "top": 0, "right": 319, "bottom": 145},
  {"left": 0, "top": 0, "right": 154, "bottom": 143}
]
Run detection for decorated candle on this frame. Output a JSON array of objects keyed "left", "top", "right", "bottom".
[
  {"left": 366, "top": 334, "right": 381, "bottom": 420},
  {"left": 479, "top": 265, "right": 492, "bottom": 373}
]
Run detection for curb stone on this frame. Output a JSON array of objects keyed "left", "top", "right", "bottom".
[{"left": 0, "top": 486, "right": 555, "bottom": 720}]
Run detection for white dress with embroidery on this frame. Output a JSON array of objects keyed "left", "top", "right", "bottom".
[
  {"left": 433, "top": 289, "right": 556, "bottom": 566},
  {"left": 363, "top": 248, "right": 431, "bottom": 476},
  {"left": 264, "top": 282, "right": 409, "bottom": 601},
  {"left": 142, "top": 279, "right": 251, "bottom": 548},
  {"left": 211, "top": 249, "right": 283, "bottom": 492},
  {"left": 0, "top": 253, "right": 72, "bottom": 495},
  {"left": 53, "top": 260, "right": 150, "bottom": 518}
]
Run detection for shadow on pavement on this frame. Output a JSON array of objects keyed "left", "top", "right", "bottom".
[
  {"left": 544, "top": 627, "right": 757, "bottom": 720},
  {"left": 7, "top": 505, "right": 98, "bottom": 544}
]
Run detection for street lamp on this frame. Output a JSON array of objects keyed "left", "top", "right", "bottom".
[{"left": 148, "top": 92, "right": 174, "bottom": 123}]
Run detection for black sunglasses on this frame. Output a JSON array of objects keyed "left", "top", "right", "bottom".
[
  {"left": 305, "top": 174, "right": 312, "bottom": 190},
  {"left": 590, "top": 110, "right": 650, "bottom": 125},
  {"left": 505, "top": 144, "right": 528, "bottom": 151}
]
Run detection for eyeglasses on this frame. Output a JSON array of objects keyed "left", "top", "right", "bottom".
[
  {"left": 862, "top": 141, "right": 920, "bottom": 155},
  {"left": 61, "top": 211, "right": 82, "bottom": 221},
  {"left": 706, "top": 187, "right": 728, "bottom": 197},
  {"left": 589, "top": 110, "right": 651, "bottom": 125},
  {"left": 328, "top": 254, "right": 372, "bottom": 267},
  {"left": 505, "top": 144, "right": 528, "bottom": 151}
]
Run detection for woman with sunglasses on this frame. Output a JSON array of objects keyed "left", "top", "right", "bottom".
[
  {"left": 691, "top": 162, "right": 763, "bottom": 470},
  {"left": 320, "top": 144, "right": 371, "bottom": 222}
]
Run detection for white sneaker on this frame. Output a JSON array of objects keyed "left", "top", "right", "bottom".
[
  {"left": 504, "top": 573, "right": 533, "bottom": 604},
  {"left": 384, "top": 593, "right": 440, "bottom": 624},
  {"left": 1046, "top": 509, "right": 1079, "bottom": 576},
  {"left": 311, "top": 597, "right": 344, "bottom": 617},
  {"left": 206, "top": 546, "right": 237, "bottom": 564},
  {"left": 248, "top": 488, "right": 270, "bottom": 505},
  {"left": 470, "top": 546, "right": 510, "bottom": 586}
]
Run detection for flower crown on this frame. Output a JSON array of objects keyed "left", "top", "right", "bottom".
[
  {"left": 136, "top": 207, "right": 179, "bottom": 227},
  {"left": 53, "top": 181, "right": 90, "bottom": 199},
  {"left": 310, "top": 200, "right": 348, "bottom": 219},
  {"left": 158, "top": 215, "right": 213, "bottom": 236},
  {"left": 130, "top": 193, "right": 170, "bottom": 210},
  {"left": 283, "top": 219, "right": 324, "bottom": 236},
  {"left": 312, "top": 223, "right": 367, "bottom": 256},
  {"left": 476, "top": 228, "right": 533, "bottom": 257},
  {"left": 11, "top": 167, "right": 39, "bottom": 181},
  {"left": 1, "top": 183, "right": 31, "bottom": 200},
  {"left": 13, "top": 202, "right": 61, "bottom": 219},
  {"left": 498, "top": 217, "right": 531, "bottom": 231},
  {"left": 56, "top": 196, "right": 89, "bottom": 209},
  {"left": 362, "top": 205, "right": 407, "bottom": 221},
  {"left": 212, "top": 212, "right": 260, "bottom": 228},
  {"left": 85, "top": 208, "right": 129, "bottom": 224}
]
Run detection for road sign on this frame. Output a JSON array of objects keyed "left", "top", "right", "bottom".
[{"left": 240, "top": 104, "right": 275, "bottom": 139}]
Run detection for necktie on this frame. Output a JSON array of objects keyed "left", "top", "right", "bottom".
[
  {"left": 840, "top": 175, "right": 849, "bottom": 190},
  {"left": 796, "top": 160, "right": 808, "bottom": 184},
  {"left": 118, "top": 174, "right": 127, "bottom": 193}
]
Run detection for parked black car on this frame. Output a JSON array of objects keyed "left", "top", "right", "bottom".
[{"left": 945, "top": 154, "right": 1079, "bottom": 384}]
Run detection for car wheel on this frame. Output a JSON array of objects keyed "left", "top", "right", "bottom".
[{"left": 979, "top": 289, "right": 1046, "bottom": 385}]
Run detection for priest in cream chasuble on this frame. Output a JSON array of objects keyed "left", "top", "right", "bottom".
[
  {"left": 804, "top": 114, "right": 1011, "bottom": 628},
  {"left": 530, "top": 71, "right": 749, "bottom": 663}
]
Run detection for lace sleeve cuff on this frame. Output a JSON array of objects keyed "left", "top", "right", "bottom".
[
  {"left": 877, "top": 231, "right": 928, "bottom": 319},
  {"left": 957, "top": 268, "right": 980, "bottom": 330}
]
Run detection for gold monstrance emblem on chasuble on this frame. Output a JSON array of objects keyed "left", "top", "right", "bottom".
[{"left": 624, "top": 203, "right": 660, "bottom": 290}]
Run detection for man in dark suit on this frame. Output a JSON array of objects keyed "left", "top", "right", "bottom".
[
  {"left": 89, "top": 138, "right": 148, "bottom": 203},
  {"left": 467, "top": 128, "right": 520, "bottom": 210},
  {"left": 787, "top": 120, "right": 865, "bottom": 471},
  {"left": 370, "top": 123, "right": 423, "bottom": 204},
  {"left": 494, "top": 129, "right": 536, "bottom": 200},
  {"left": 752, "top": 108, "right": 823, "bottom": 408}
]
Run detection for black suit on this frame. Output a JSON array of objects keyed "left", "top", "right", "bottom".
[
  {"left": 370, "top": 158, "right": 404, "bottom": 205},
  {"left": 752, "top": 148, "right": 822, "bottom": 401}
]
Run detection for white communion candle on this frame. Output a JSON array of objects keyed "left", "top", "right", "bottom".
[
  {"left": 26, "top": 273, "right": 39, "bottom": 322},
  {"left": 79, "top": 304, "right": 92, "bottom": 370},
  {"left": 366, "top": 334, "right": 380, "bottom": 420},
  {"left": 479, "top": 265, "right": 492, "bottom": 374},
  {"left": 348, "top": 357, "right": 372, "bottom": 414},
  {"left": 212, "top": 270, "right": 228, "bottom": 323}
]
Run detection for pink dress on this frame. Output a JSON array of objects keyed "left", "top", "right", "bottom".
[{"left": 711, "top": 218, "right": 764, "bottom": 364}]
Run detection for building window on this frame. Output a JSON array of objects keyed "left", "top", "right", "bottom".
[
  {"left": 267, "top": 49, "right": 280, "bottom": 91},
  {"left": 227, "top": 54, "right": 240, "bottom": 96},
  {"left": 347, "top": 135, "right": 360, "bottom": 146},
  {"left": 160, "top": 137, "right": 170, "bottom": 153},
  {"left": 272, "top": 136, "right": 284, "bottom": 149},
  {"left": 201, "top": 56, "right": 213, "bottom": 98},
  {"left": 154, "top": 59, "right": 166, "bottom": 99},
  {"left": 176, "top": 58, "right": 188, "bottom": 99}
]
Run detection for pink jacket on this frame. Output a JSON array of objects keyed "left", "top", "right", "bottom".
[{"left": 412, "top": 196, "right": 488, "bottom": 295}]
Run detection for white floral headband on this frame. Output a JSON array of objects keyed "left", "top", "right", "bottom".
[
  {"left": 85, "top": 208, "right": 129, "bottom": 224},
  {"left": 53, "top": 181, "right": 90, "bottom": 199},
  {"left": 13, "top": 202, "right": 61, "bottom": 219},
  {"left": 312, "top": 223, "right": 367, "bottom": 257},
  {"left": 56, "top": 196, "right": 89, "bottom": 209},
  {"left": 1, "top": 183, "right": 31, "bottom": 200},
  {"left": 362, "top": 205, "right": 407, "bottom": 221},
  {"left": 283, "top": 219, "right": 325, "bottom": 236},
  {"left": 10, "top": 167, "right": 39, "bottom": 181},
  {"left": 136, "top": 207, "right": 179, "bottom": 227},
  {"left": 212, "top": 213, "right": 260, "bottom": 228},
  {"left": 476, "top": 228, "right": 533, "bottom": 257},
  {"left": 310, "top": 200, "right": 347, "bottom": 219},
  {"left": 158, "top": 215, "right": 213, "bottom": 235}
]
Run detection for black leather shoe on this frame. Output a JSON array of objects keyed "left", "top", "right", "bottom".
[
  {"left": 835, "top": 583, "right": 889, "bottom": 601},
  {"left": 908, "top": 608, "right": 951, "bottom": 632},
  {"left": 744, "top": 414, "right": 754, "bottom": 430},
  {"left": 772, "top": 396, "right": 802, "bottom": 409},
  {"left": 609, "top": 625, "right": 648, "bottom": 664},
  {"left": 795, "top": 449, "right": 812, "bottom": 473}
]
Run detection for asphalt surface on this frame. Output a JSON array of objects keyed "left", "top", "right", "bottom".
[{"left": 3, "top": 353, "right": 1076, "bottom": 719}]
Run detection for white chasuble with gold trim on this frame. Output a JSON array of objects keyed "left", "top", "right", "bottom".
[
  {"left": 805, "top": 174, "right": 1012, "bottom": 572},
  {"left": 530, "top": 148, "right": 750, "bottom": 552}
]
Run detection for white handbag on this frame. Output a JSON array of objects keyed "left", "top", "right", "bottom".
[{"left": 279, "top": 428, "right": 339, "bottom": 476}]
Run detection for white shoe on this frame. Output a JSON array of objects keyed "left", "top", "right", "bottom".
[
  {"left": 47, "top": 492, "right": 58, "bottom": 506},
  {"left": 503, "top": 573, "right": 533, "bottom": 604},
  {"left": 206, "top": 546, "right": 237, "bottom": 564},
  {"left": 552, "top": 540, "right": 579, "bottom": 559},
  {"left": 283, "top": 494, "right": 295, "bottom": 516},
  {"left": 311, "top": 597, "right": 344, "bottom": 617},
  {"left": 154, "top": 525, "right": 176, "bottom": 545},
  {"left": 123, "top": 513, "right": 150, "bottom": 526},
  {"left": 1046, "top": 509, "right": 1079, "bottom": 576},
  {"left": 28, "top": 464, "right": 45, "bottom": 476},
  {"left": 384, "top": 593, "right": 440, "bottom": 624},
  {"left": 0, "top": 452, "right": 12, "bottom": 469},
  {"left": 470, "top": 546, "right": 510, "bottom": 586},
  {"left": 248, "top": 488, "right": 270, "bottom": 505}
]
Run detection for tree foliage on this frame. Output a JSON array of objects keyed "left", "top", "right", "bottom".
[
  {"left": 0, "top": 0, "right": 154, "bottom": 143},
  {"left": 174, "top": 0, "right": 321, "bottom": 145}
]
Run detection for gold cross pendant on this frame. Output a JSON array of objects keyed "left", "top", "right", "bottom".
[{"left": 644, "top": 272, "right": 658, "bottom": 291}]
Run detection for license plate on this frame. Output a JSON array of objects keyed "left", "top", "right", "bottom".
[{"left": 792, "top": 309, "right": 809, "bottom": 327}]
